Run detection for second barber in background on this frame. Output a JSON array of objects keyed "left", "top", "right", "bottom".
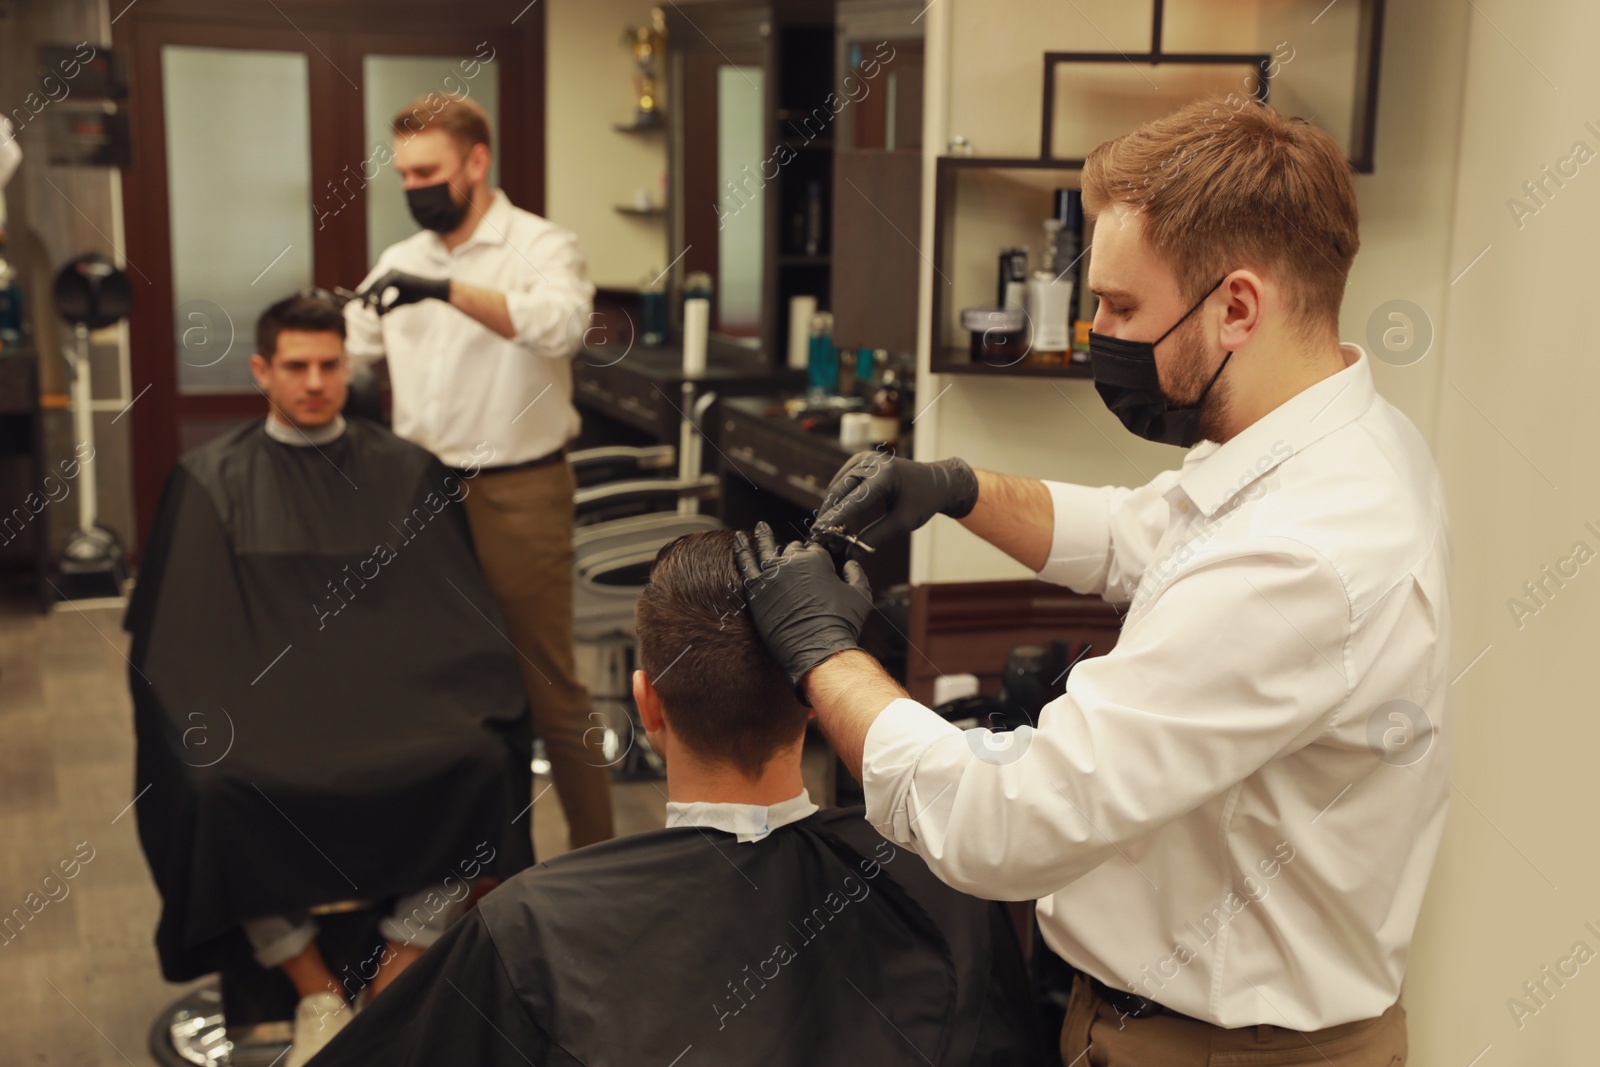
[{"left": 344, "top": 94, "right": 614, "bottom": 848}]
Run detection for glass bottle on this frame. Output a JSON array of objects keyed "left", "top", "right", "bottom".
[
  {"left": 807, "top": 311, "right": 837, "bottom": 398},
  {"left": 868, "top": 368, "right": 902, "bottom": 446}
]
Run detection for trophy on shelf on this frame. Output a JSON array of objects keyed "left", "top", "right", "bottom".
[{"left": 621, "top": 8, "right": 667, "bottom": 129}]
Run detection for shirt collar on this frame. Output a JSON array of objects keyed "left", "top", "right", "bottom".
[
  {"left": 432, "top": 187, "right": 513, "bottom": 256},
  {"left": 1168, "top": 342, "right": 1374, "bottom": 519},
  {"left": 263, "top": 414, "right": 346, "bottom": 447},
  {"left": 664, "top": 789, "right": 819, "bottom": 843}
]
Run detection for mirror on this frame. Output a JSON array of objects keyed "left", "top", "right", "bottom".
[
  {"left": 837, "top": 37, "right": 924, "bottom": 152},
  {"left": 672, "top": 27, "right": 765, "bottom": 353},
  {"left": 715, "top": 64, "right": 764, "bottom": 337}
]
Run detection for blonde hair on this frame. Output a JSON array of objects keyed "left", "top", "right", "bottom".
[
  {"left": 391, "top": 93, "right": 492, "bottom": 155},
  {"left": 1081, "top": 97, "right": 1358, "bottom": 340}
]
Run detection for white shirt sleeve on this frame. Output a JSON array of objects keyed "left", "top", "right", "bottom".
[
  {"left": 503, "top": 226, "right": 596, "bottom": 359},
  {"left": 0, "top": 117, "right": 21, "bottom": 191},
  {"left": 1035, "top": 472, "right": 1183, "bottom": 602},
  {"left": 342, "top": 258, "right": 390, "bottom": 366},
  {"left": 862, "top": 536, "right": 1352, "bottom": 902}
]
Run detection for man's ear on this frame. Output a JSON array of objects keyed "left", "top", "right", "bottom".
[
  {"left": 1218, "top": 269, "right": 1264, "bottom": 352},
  {"left": 249, "top": 352, "right": 272, "bottom": 394},
  {"left": 634, "top": 669, "right": 669, "bottom": 764},
  {"left": 633, "top": 669, "right": 663, "bottom": 733},
  {"left": 466, "top": 142, "right": 492, "bottom": 189}
]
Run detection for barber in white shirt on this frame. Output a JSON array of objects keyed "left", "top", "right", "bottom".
[
  {"left": 345, "top": 95, "right": 614, "bottom": 848},
  {"left": 734, "top": 99, "right": 1450, "bottom": 1065}
]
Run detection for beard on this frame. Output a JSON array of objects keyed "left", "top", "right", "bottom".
[{"left": 1166, "top": 314, "right": 1233, "bottom": 445}]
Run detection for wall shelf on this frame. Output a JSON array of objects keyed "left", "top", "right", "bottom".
[
  {"left": 928, "top": 155, "right": 1091, "bottom": 380},
  {"left": 614, "top": 114, "right": 665, "bottom": 133},
  {"left": 933, "top": 347, "right": 1094, "bottom": 379}
]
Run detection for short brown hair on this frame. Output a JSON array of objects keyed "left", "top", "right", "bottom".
[
  {"left": 1081, "top": 97, "right": 1358, "bottom": 339},
  {"left": 635, "top": 529, "right": 808, "bottom": 780},
  {"left": 391, "top": 93, "right": 492, "bottom": 154},
  {"left": 256, "top": 291, "right": 345, "bottom": 361}
]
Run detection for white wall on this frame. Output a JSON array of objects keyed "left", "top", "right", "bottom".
[
  {"left": 1414, "top": 1, "right": 1600, "bottom": 1060},
  {"left": 545, "top": 0, "right": 668, "bottom": 288}
]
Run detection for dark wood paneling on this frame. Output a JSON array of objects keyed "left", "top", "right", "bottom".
[
  {"left": 905, "top": 579, "right": 1123, "bottom": 706},
  {"left": 116, "top": 1, "right": 547, "bottom": 549},
  {"left": 829, "top": 148, "right": 919, "bottom": 353}
]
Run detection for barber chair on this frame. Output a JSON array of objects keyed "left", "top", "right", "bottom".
[
  {"left": 571, "top": 442, "right": 676, "bottom": 490},
  {"left": 569, "top": 391, "right": 722, "bottom": 780}
]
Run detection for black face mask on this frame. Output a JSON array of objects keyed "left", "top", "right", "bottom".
[
  {"left": 405, "top": 180, "right": 470, "bottom": 233},
  {"left": 1089, "top": 275, "right": 1231, "bottom": 448}
]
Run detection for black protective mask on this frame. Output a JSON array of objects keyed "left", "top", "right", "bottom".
[
  {"left": 405, "top": 180, "right": 470, "bottom": 233},
  {"left": 1089, "top": 276, "right": 1230, "bottom": 448}
]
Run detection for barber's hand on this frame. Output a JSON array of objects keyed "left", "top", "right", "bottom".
[
  {"left": 733, "top": 521, "right": 873, "bottom": 704},
  {"left": 811, "top": 452, "right": 979, "bottom": 560},
  {"left": 356, "top": 270, "right": 452, "bottom": 316}
]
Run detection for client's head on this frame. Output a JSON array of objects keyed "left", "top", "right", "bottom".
[
  {"left": 634, "top": 529, "right": 810, "bottom": 788},
  {"left": 250, "top": 291, "right": 348, "bottom": 430}
]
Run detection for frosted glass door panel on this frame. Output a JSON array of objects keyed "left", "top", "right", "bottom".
[
  {"left": 163, "top": 46, "right": 314, "bottom": 392},
  {"left": 716, "top": 65, "right": 764, "bottom": 337},
  {"left": 363, "top": 54, "right": 500, "bottom": 267}
]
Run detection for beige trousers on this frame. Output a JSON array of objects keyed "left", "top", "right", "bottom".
[
  {"left": 1060, "top": 971, "right": 1407, "bottom": 1067},
  {"left": 458, "top": 459, "right": 615, "bottom": 849}
]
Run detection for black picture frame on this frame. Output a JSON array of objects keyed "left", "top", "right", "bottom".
[{"left": 1039, "top": 0, "right": 1385, "bottom": 174}]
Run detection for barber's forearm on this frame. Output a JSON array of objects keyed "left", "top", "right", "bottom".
[
  {"left": 448, "top": 281, "right": 516, "bottom": 339},
  {"left": 957, "top": 468, "right": 1055, "bottom": 572},
  {"left": 802, "top": 649, "right": 910, "bottom": 781}
]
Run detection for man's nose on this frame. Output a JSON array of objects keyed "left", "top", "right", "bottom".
[{"left": 306, "top": 366, "right": 323, "bottom": 391}]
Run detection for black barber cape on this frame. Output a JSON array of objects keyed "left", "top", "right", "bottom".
[
  {"left": 310, "top": 807, "right": 1048, "bottom": 1067},
  {"left": 125, "top": 418, "right": 535, "bottom": 981}
]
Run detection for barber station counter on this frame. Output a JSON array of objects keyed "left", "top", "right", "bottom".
[
  {"left": 569, "top": 344, "right": 904, "bottom": 582},
  {"left": 573, "top": 349, "right": 913, "bottom": 672},
  {"left": 571, "top": 342, "right": 804, "bottom": 446},
  {"left": 716, "top": 395, "right": 911, "bottom": 595}
]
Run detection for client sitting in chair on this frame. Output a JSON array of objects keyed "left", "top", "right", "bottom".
[
  {"left": 124, "top": 291, "right": 535, "bottom": 1065},
  {"left": 308, "top": 529, "right": 1048, "bottom": 1066}
]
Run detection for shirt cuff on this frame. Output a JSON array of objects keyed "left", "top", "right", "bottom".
[
  {"left": 862, "top": 697, "right": 962, "bottom": 843},
  {"left": 1034, "top": 479, "right": 1114, "bottom": 591},
  {"left": 506, "top": 289, "right": 593, "bottom": 357}
]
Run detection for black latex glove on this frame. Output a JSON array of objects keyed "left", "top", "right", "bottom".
[
  {"left": 810, "top": 452, "right": 980, "bottom": 560},
  {"left": 356, "top": 269, "right": 452, "bottom": 316},
  {"left": 733, "top": 521, "right": 873, "bottom": 705}
]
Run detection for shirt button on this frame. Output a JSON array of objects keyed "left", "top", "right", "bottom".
[{"left": 1178, "top": 501, "right": 1190, "bottom": 513}]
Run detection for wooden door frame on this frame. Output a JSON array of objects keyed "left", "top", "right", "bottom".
[{"left": 115, "top": 0, "right": 545, "bottom": 548}]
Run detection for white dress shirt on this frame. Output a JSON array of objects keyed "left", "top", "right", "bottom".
[
  {"left": 863, "top": 343, "right": 1453, "bottom": 1031},
  {"left": 343, "top": 188, "right": 595, "bottom": 468},
  {"left": 665, "top": 789, "right": 820, "bottom": 843}
]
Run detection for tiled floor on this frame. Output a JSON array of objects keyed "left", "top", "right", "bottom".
[{"left": 0, "top": 578, "right": 831, "bottom": 1064}]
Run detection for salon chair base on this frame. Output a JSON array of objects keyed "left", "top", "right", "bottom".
[{"left": 148, "top": 904, "right": 388, "bottom": 1066}]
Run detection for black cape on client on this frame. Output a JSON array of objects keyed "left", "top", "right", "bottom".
[
  {"left": 310, "top": 807, "right": 1049, "bottom": 1066},
  {"left": 124, "top": 418, "right": 534, "bottom": 981}
]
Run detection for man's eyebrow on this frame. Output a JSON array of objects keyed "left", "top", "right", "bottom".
[{"left": 1090, "top": 286, "right": 1137, "bottom": 303}]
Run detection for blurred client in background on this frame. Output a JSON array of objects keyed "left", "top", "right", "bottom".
[{"left": 124, "top": 292, "right": 535, "bottom": 1066}]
